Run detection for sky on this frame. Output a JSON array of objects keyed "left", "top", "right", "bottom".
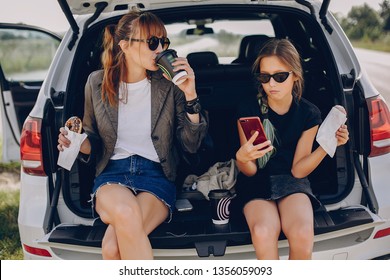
[{"left": 0, "top": 0, "right": 385, "bottom": 33}]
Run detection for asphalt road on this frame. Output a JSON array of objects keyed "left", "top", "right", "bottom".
[{"left": 355, "top": 48, "right": 390, "bottom": 102}]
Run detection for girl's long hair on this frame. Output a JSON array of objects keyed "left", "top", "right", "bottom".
[
  {"left": 252, "top": 38, "right": 304, "bottom": 168},
  {"left": 101, "top": 7, "right": 167, "bottom": 106}
]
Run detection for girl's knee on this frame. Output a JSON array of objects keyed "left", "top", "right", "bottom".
[
  {"left": 285, "top": 224, "right": 314, "bottom": 244},
  {"left": 250, "top": 222, "right": 280, "bottom": 243},
  {"left": 287, "top": 229, "right": 313, "bottom": 259}
]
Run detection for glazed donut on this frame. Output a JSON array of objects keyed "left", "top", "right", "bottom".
[{"left": 65, "top": 116, "right": 82, "bottom": 133}]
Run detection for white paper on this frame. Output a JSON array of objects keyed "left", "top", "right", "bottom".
[
  {"left": 316, "top": 106, "right": 347, "bottom": 158},
  {"left": 57, "top": 127, "right": 88, "bottom": 170}
]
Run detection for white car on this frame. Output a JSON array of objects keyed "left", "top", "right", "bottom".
[
  {"left": 6, "top": 0, "right": 390, "bottom": 259},
  {"left": 0, "top": 22, "right": 61, "bottom": 163}
]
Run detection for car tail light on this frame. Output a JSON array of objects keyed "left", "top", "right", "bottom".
[
  {"left": 373, "top": 227, "right": 390, "bottom": 239},
  {"left": 23, "top": 244, "right": 52, "bottom": 257},
  {"left": 20, "top": 117, "right": 46, "bottom": 176},
  {"left": 366, "top": 96, "right": 390, "bottom": 157}
]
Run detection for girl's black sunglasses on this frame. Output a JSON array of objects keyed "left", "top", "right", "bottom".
[
  {"left": 130, "top": 36, "right": 170, "bottom": 51},
  {"left": 259, "top": 71, "right": 292, "bottom": 84}
]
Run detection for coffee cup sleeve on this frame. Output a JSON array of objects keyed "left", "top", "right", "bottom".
[{"left": 172, "top": 70, "right": 188, "bottom": 85}]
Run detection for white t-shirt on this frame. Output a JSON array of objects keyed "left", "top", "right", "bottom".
[{"left": 111, "top": 78, "right": 159, "bottom": 162}]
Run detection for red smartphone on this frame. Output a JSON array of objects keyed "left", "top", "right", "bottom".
[{"left": 239, "top": 116, "right": 268, "bottom": 146}]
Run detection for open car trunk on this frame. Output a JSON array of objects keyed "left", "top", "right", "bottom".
[
  {"left": 38, "top": 4, "right": 383, "bottom": 258},
  {"left": 42, "top": 204, "right": 380, "bottom": 258}
]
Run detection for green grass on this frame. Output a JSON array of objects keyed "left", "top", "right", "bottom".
[
  {"left": 0, "top": 162, "right": 21, "bottom": 174},
  {"left": 351, "top": 34, "right": 390, "bottom": 53},
  {"left": 0, "top": 190, "right": 23, "bottom": 260},
  {"left": 352, "top": 40, "right": 390, "bottom": 52}
]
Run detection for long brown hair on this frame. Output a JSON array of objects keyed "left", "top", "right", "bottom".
[{"left": 101, "top": 7, "right": 167, "bottom": 106}]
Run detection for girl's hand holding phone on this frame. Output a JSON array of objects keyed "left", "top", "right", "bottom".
[{"left": 236, "top": 131, "right": 273, "bottom": 164}]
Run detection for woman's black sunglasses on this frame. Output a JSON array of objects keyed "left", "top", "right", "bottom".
[
  {"left": 259, "top": 71, "right": 292, "bottom": 84},
  {"left": 130, "top": 36, "right": 170, "bottom": 51}
]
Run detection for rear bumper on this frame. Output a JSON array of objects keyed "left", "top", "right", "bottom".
[
  {"left": 24, "top": 207, "right": 389, "bottom": 260},
  {"left": 22, "top": 224, "right": 390, "bottom": 260}
]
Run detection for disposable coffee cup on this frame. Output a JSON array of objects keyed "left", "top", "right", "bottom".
[
  {"left": 208, "top": 189, "right": 232, "bottom": 225},
  {"left": 155, "top": 49, "right": 188, "bottom": 85}
]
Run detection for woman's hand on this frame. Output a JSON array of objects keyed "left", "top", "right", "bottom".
[
  {"left": 171, "top": 57, "right": 197, "bottom": 99},
  {"left": 57, "top": 127, "right": 70, "bottom": 152},
  {"left": 336, "top": 124, "right": 349, "bottom": 146},
  {"left": 57, "top": 127, "right": 91, "bottom": 154},
  {"left": 236, "top": 131, "right": 273, "bottom": 164}
]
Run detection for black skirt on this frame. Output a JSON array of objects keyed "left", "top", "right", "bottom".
[{"left": 231, "top": 172, "right": 321, "bottom": 212}]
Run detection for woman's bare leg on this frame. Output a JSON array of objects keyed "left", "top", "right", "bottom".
[
  {"left": 136, "top": 192, "right": 170, "bottom": 234},
  {"left": 101, "top": 224, "right": 120, "bottom": 259},
  {"left": 95, "top": 184, "right": 168, "bottom": 259}
]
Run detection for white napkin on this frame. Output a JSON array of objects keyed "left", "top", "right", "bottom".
[
  {"left": 57, "top": 127, "right": 88, "bottom": 170},
  {"left": 316, "top": 105, "right": 347, "bottom": 158}
]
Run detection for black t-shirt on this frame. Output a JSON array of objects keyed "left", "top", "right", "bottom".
[{"left": 236, "top": 95, "right": 322, "bottom": 175}]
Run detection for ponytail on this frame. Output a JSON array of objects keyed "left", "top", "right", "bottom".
[
  {"left": 101, "top": 24, "right": 125, "bottom": 106},
  {"left": 256, "top": 92, "right": 277, "bottom": 169}
]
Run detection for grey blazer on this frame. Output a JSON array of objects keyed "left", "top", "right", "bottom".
[{"left": 81, "top": 70, "right": 208, "bottom": 181}]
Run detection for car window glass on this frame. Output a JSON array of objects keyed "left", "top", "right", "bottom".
[
  {"left": 0, "top": 28, "right": 60, "bottom": 81},
  {"left": 166, "top": 19, "right": 274, "bottom": 63}
]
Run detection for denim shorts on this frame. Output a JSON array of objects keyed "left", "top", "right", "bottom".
[{"left": 91, "top": 155, "right": 176, "bottom": 222}]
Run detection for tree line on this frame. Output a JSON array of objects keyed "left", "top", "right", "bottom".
[{"left": 337, "top": 0, "right": 390, "bottom": 41}]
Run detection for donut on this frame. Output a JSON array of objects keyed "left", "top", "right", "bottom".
[{"left": 65, "top": 116, "right": 82, "bottom": 133}]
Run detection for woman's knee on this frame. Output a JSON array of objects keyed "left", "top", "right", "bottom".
[
  {"left": 102, "top": 240, "right": 120, "bottom": 260},
  {"left": 96, "top": 185, "right": 141, "bottom": 222},
  {"left": 101, "top": 226, "right": 120, "bottom": 260},
  {"left": 99, "top": 202, "right": 143, "bottom": 230}
]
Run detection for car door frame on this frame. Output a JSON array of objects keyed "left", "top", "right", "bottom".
[{"left": 0, "top": 23, "right": 61, "bottom": 162}]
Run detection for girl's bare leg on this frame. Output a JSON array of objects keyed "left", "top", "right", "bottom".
[
  {"left": 278, "top": 193, "right": 314, "bottom": 260},
  {"left": 244, "top": 199, "right": 281, "bottom": 260}
]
